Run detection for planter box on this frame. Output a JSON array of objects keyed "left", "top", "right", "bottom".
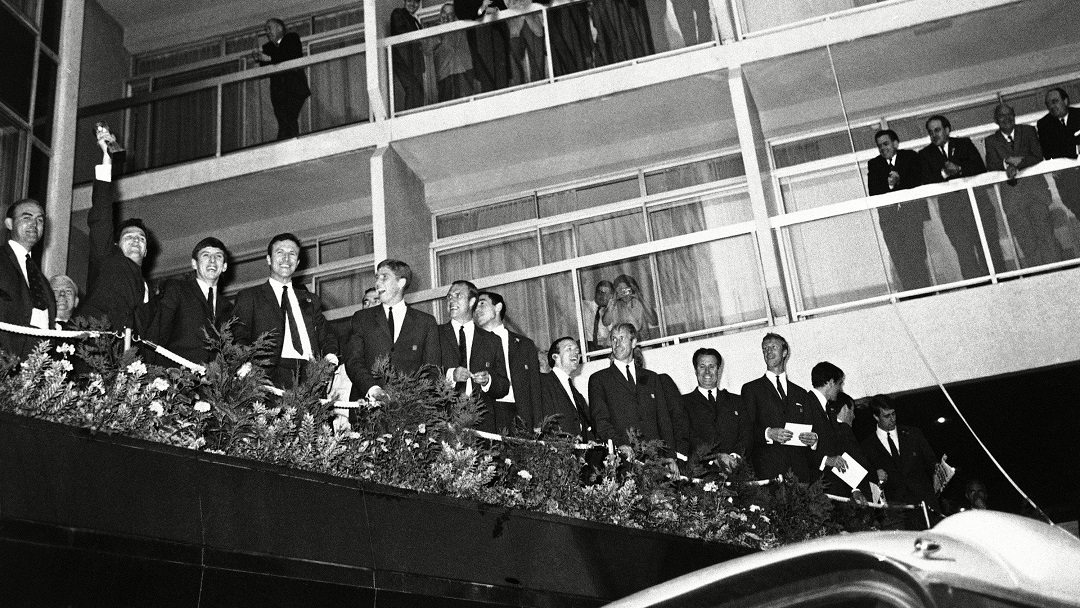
[{"left": 0, "top": 412, "right": 753, "bottom": 607}]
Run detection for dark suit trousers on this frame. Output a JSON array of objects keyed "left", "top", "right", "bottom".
[
  {"left": 938, "top": 189, "right": 1006, "bottom": 279},
  {"left": 878, "top": 202, "right": 931, "bottom": 291},
  {"left": 1000, "top": 178, "right": 1060, "bottom": 267},
  {"left": 1051, "top": 167, "right": 1080, "bottom": 224},
  {"left": 271, "top": 89, "right": 306, "bottom": 140},
  {"left": 467, "top": 21, "right": 510, "bottom": 93}
]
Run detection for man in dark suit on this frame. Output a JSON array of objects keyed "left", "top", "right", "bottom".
[
  {"left": 475, "top": 291, "right": 542, "bottom": 431},
  {"left": 344, "top": 259, "right": 440, "bottom": 403},
  {"left": 437, "top": 280, "right": 509, "bottom": 432},
  {"left": 0, "top": 197, "right": 55, "bottom": 358},
  {"left": 919, "top": 114, "right": 1006, "bottom": 279},
  {"left": 868, "top": 129, "right": 932, "bottom": 291},
  {"left": 984, "top": 103, "right": 1060, "bottom": 267},
  {"left": 256, "top": 18, "right": 310, "bottom": 140},
  {"left": 807, "top": 362, "right": 866, "bottom": 501},
  {"left": 389, "top": 0, "right": 425, "bottom": 111},
  {"left": 681, "top": 348, "right": 749, "bottom": 468},
  {"left": 742, "top": 332, "right": 816, "bottom": 482},
  {"left": 49, "top": 275, "right": 78, "bottom": 330},
  {"left": 145, "top": 237, "right": 233, "bottom": 366},
  {"left": 453, "top": 0, "right": 510, "bottom": 93},
  {"left": 538, "top": 336, "right": 594, "bottom": 441},
  {"left": 78, "top": 127, "right": 155, "bottom": 336},
  {"left": 233, "top": 233, "right": 338, "bottom": 388},
  {"left": 860, "top": 394, "right": 942, "bottom": 528},
  {"left": 587, "top": 323, "right": 676, "bottom": 457},
  {"left": 828, "top": 393, "right": 874, "bottom": 498},
  {"left": 1037, "top": 87, "right": 1080, "bottom": 221}
]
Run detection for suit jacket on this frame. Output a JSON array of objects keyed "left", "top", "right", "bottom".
[
  {"left": 868, "top": 149, "right": 930, "bottom": 222},
  {"left": 437, "top": 322, "right": 510, "bottom": 430},
  {"left": 0, "top": 243, "right": 56, "bottom": 358},
  {"left": 78, "top": 178, "right": 154, "bottom": 334},
  {"left": 588, "top": 362, "right": 676, "bottom": 456},
  {"left": 232, "top": 281, "right": 337, "bottom": 368},
  {"left": 144, "top": 275, "right": 233, "bottom": 365},
  {"left": 389, "top": 7, "right": 425, "bottom": 75},
  {"left": 984, "top": 124, "right": 1044, "bottom": 177},
  {"left": 656, "top": 373, "right": 688, "bottom": 456},
  {"left": 741, "top": 374, "right": 814, "bottom": 482},
  {"left": 539, "top": 371, "right": 594, "bottom": 441},
  {"left": 503, "top": 329, "right": 543, "bottom": 429},
  {"left": 681, "top": 388, "right": 750, "bottom": 460},
  {"left": 454, "top": 0, "right": 507, "bottom": 20},
  {"left": 861, "top": 425, "right": 941, "bottom": 513},
  {"left": 919, "top": 136, "right": 986, "bottom": 184},
  {"left": 260, "top": 32, "right": 310, "bottom": 104},
  {"left": 1037, "top": 107, "right": 1080, "bottom": 160},
  {"left": 805, "top": 390, "right": 851, "bottom": 494},
  {"left": 344, "top": 304, "right": 440, "bottom": 399}
]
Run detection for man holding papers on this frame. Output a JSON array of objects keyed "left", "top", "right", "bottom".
[{"left": 808, "top": 363, "right": 868, "bottom": 502}]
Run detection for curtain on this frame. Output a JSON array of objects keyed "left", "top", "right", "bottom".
[
  {"left": 309, "top": 54, "right": 368, "bottom": 131},
  {"left": 151, "top": 89, "right": 217, "bottom": 167}
]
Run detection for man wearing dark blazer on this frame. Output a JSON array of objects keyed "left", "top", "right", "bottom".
[
  {"left": 437, "top": 280, "right": 509, "bottom": 433},
  {"left": 587, "top": 323, "right": 676, "bottom": 456},
  {"left": 0, "top": 197, "right": 55, "bottom": 358},
  {"left": 861, "top": 394, "right": 942, "bottom": 528},
  {"left": 453, "top": 0, "right": 511, "bottom": 93},
  {"left": 539, "top": 336, "right": 594, "bottom": 441},
  {"left": 145, "top": 237, "right": 233, "bottom": 366},
  {"left": 256, "top": 18, "right": 310, "bottom": 140},
  {"left": 78, "top": 128, "right": 155, "bottom": 336},
  {"left": 742, "top": 333, "right": 816, "bottom": 482},
  {"left": 475, "top": 291, "right": 542, "bottom": 431},
  {"left": 985, "top": 104, "right": 1060, "bottom": 267},
  {"left": 344, "top": 259, "right": 440, "bottom": 402},
  {"left": 233, "top": 233, "right": 338, "bottom": 389},
  {"left": 807, "top": 362, "right": 867, "bottom": 501},
  {"left": 919, "top": 114, "right": 1006, "bottom": 279},
  {"left": 1037, "top": 87, "right": 1080, "bottom": 221},
  {"left": 389, "top": 0, "right": 425, "bottom": 111},
  {"left": 868, "top": 129, "right": 932, "bottom": 291},
  {"left": 681, "top": 348, "right": 749, "bottom": 468}
]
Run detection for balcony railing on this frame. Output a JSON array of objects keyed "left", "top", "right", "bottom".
[
  {"left": 380, "top": 0, "right": 722, "bottom": 116},
  {"left": 73, "top": 41, "right": 369, "bottom": 183}
]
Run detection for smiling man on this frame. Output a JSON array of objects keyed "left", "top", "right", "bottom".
[
  {"left": 0, "top": 196, "right": 55, "bottom": 357},
  {"left": 344, "top": 259, "right": 440, "bottom": 402},
  {"left": 233, "top": 233, "right": 338, "bottom": 388},
  {"left": 680, "top": 348, "right": 749, "bottom": 467},
  {"left": 145, "top": 237, "right": 232, "bottom": 365}
]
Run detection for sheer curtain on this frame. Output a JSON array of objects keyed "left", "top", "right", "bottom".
[{"left": 309, "top": 54, "right": 368, "bottom": 130}]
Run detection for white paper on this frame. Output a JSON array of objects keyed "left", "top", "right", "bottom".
[
  {"left": 934, "top": 453, "right": 955, "bottom": 493},
  {"left": 782, "top": 422, "right": 813, "bottom": 447},
  {"left": 832, "top": 452, "right": 868, "bottom": 489},
  {"left": 869, "top": 482, "right": 885, "bottom": 506}
]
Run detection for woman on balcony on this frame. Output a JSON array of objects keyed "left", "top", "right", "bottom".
[
  {"left": 432, "top": 3, "right": 475, "bottom": 102},
  {"left": 602, "top": 274, "right": 659, "bottom": 341}
]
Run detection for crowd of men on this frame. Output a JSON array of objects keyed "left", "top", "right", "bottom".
[
  {"left": 2, "top": 88, "right": 1075, "bottom": 527},
  {"left": 869, "top": 88, "right": 1080, "bottom": 290}
]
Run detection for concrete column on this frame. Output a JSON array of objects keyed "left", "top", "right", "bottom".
[
  {"left": 364, "top": 0, "right": 387, "bottom": 122},
  {"left": 371, "top": 145, "right": 431, "bottom": 289},
  {"left": 43, "top": 0, "right": 87, "bottom": 278},
  {"left": 728, "top": 65, "right": 789, "bottom": 322}
]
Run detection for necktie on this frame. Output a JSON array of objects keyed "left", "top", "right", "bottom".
[
  {"left": 887, "top": 431, "right": 900, "bottom": 460},
  {"left": 624, "top": 364, "right": 635, "bottom": 388},
  {"left": 206, "top": 287, "right": 215, "bottom": 319},
  {"left": 592, "top": 308, "right": 601, "bottom": 342},
  {"left": 456, "top": 325, "right": 467, "bottom": 392},
  {"left": 281, "top": 286, "right": 304, "bottom": 356},
  {"left": 1005, "top": 134, "right": 1013, "bottom": 145},
  {"left": 568, "top": 377, "right": 590, "bottom": 437},
  {"left": 569, "top": 377, "right": 586, "bottom": 411},
  {"left": 386, "top": 306, "right": 395, "bottom": 338},
  {"left": 708, "top": 389, "right": 715, "bottom": 404},
  {"left": 775, "top": 376, "right": 787, "bottom": 402},
  {"left": 939, "top": 145, "right": 947, "bottom": 158},
  {"left": 25, "top": 254, "right": 48, "bottom": 309}
]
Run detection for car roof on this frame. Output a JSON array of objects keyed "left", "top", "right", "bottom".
[{"left": 606, "top": 510, "right": 1080, "bottom": 607}]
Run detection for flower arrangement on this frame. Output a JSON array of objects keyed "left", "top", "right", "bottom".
[{"left": 0, "top": 327, "right": 887, "bottom": 551}]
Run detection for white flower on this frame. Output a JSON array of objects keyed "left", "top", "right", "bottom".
[
  {"left": 193, "top": 401, "right": 211, "bottom": 413},
  {"left": 702, "top": 481, "right": 718, "bottom": 493},
  {"left": 236, "top": 362, "right": 252, "bottom": 378},
  {"left": 749, "top": 504, "right": 762, "bottom": 512},
  {"left": 58, "top": 360, "right": 73, "bottom": 373},
  {"left": 517, "top": 470, "right": 533, "bottom": 481},
  {"left": 505, "top": 458, "right": 512, "bottom": 465},
  {"left": 56, "top": 343, "right": 75, "bottom": 356},
  {"left": 148, "top": 401, "right": 164, "bottom": 416},
  {"left": 417, "top": 423, "right": 426, "bottom": 434},
  {"left": 151, "top": 377, "right": 170, "bottom": 392},
  {"left": 126, "top": 360, "right": 147, "bottom": 377}
]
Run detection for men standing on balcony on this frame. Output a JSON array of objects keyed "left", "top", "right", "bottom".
[
  {"left": 79, "top": 126, "right": 155, "bottom": 337},
  {"left": 390, "top": 0, "right": 425, "bottom": 111},
  {"left": 868, "top": 129, "right": 932, "bottom": 291},
  {"left": 743, "top": 333, "right": 816, "bottom": 482},
  {"left": 681, "top": 348, "right": 749, "bottom": 469},
  {"left": 233, "top": 233, "right": 338, "bottom": 389},
  {"left": 454, "top": 0, "right": 511, "bottom": 93},
  {"left": 919, "top": 114, "right": 1006, "bottom": 280},
  {"left": 475, "top": 290, "right": 542, "bottom": 430},
  {"left": 438, "top": 280, "right": 509, "bottom": 432},
  {"left": 344, "top": 259, "right": 440, "bottom": 403},
  {"left": 144, "top": 237, "right": 233, "bottom": 365},
  {"left": 540, "top": 336, "right": 594, "bottom": 441},
  {"left": 588, "top": 323, "right": 676, "bottom": 456},
  {"left": 984, "top": 103, "right": 1060, "bottom": 268},
  {"left": 0, "top": 196, "right": 55, "bottom": 358},
  {"left": 256, "top": 18, "right": 310, "bottom": 140},
  {"left": 1037, "top": 87, "right": 1080, "bottom": 221}
]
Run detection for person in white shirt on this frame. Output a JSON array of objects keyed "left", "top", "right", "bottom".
[
  {"left": 0, "top": 196, "right": 54, "bottom": 356},
  {"left": 475, "top": 290, "right": 542, "bottom": 431}
]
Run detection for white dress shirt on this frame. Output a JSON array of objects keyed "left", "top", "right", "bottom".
[{"left": 267, "top": 278, "right": 312, "bottom": 360}]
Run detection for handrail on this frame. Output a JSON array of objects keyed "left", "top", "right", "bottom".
[
  {"left": 77, "top": 41, "right": 367, "bottom": 118},
  {"left": 379, "top": 0, "right": 589, "bottom": 48}
]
